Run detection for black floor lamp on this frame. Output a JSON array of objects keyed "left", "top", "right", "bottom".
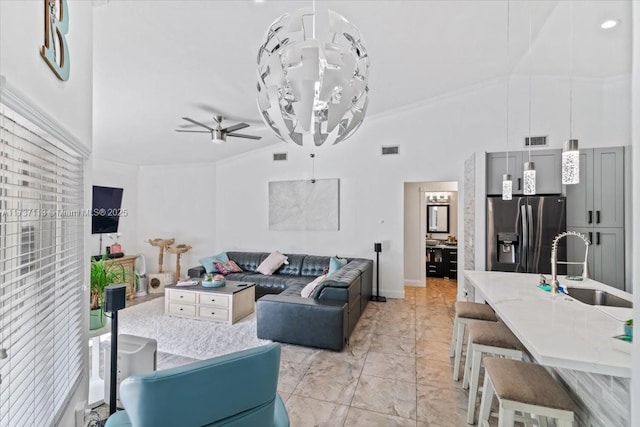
[{"left": 371, "top": 242, "right": 386, "bottom": 302}]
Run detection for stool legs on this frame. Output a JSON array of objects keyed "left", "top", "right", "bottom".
[
  {"left": 453, "top": 319, "right": 466, "bottom": 381},
  {"left": 449, "top": 317, "right": 458, "bottom": 358},
  {"left": 466, "top": 346, "right": 483, "bottom": 424},
  {"left": 477, "top": 373, "right": 493, "bottom": 427}
]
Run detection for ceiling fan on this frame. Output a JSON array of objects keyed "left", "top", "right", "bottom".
[{"left": 175, "top": 115, "right": 262, "bottom": 143}]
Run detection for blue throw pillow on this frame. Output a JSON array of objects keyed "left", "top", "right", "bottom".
[
  {"left": 198, "top": 252, "right": 229, "bottom": 274},
  {"left": 328, "top": 256, "right": 347, "bottom": 275}
]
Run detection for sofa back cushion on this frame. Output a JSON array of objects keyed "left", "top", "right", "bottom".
[
  {"left": 300, "top": 255, "right": 331, "bottom": 277},
  {"left": 228, "top": 252, "right": 268, "bottom": 273},
  {"left": 275, "top": 253, "right": 306, "bottom": 276}
]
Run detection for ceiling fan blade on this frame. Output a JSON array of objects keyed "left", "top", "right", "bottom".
[
  {"left": 223, "top": 123, "right": 250, "bottom": 133},
  {"left": 181, "top": 117, "right": 215, "bottom": 131},
  {"left": 227, "top": 133, "right": 262, "bottom": 140},
  {"left": 175, "top": 129, "right": 210, "bottom": 133}
]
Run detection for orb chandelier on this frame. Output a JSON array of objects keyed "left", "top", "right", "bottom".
[{"left": 256, "top": 7, "right": 370, "bottom": 147}]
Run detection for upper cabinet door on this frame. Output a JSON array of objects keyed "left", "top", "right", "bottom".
[
  {"left": 486, "top": 152, "right": 521, "bottom": 195},
  {"left": 529, "top": 149, "right": 562, "bottom": 195},
  {"left": 593, "top": 147, "right": 624, "bottom": 228},
  {"left": 566, "top": 150, "right": 594, "bottom": 227}
]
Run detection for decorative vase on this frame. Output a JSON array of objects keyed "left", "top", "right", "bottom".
[
  {"left": 111, "top": 243, "right": 122, "bottom": 254},
  {"left": 89, "top": 308, "right": 107, "bottom": 330}
]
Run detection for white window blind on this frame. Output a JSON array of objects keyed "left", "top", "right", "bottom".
[{"left": 0, "top": 104, "right": 85, "bottom": 427}]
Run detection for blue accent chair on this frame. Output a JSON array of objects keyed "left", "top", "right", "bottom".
[{"left": 104, "top": 343, "right": 289, "bottom": 427}]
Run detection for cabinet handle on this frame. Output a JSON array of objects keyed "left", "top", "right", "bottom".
[
  {"left": 588, "top": 210, "right": 592, "bottom": 224},
  {"left": 179, "top": 308, "right": 183, "bottom": 311},
  {"left": 588, "top": 232, "right": 593, "bottom": 245},
  {"left": 517, "top": 178, "right": 522, "bottom": 191},
  {"left": 596, "top": 232, "right": 601, "bottom": 245},
  {"left": 596, "top": 211, "right": 601, "bottom": 224}
]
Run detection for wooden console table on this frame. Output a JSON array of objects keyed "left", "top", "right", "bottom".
[{"left": 105, "top": 255, "right": 137, "bottom": 300}]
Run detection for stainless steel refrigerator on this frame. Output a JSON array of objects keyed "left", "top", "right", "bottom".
[{"left": 487, "top": 196, "right": 566, "bottom": 274}]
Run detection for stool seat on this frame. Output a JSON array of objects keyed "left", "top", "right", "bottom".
[
  {"left": 469, "top": 322, "right": 526, "bottom": 352},
  {"left": 484, "top": 358, "right": 576, "bottom": 412},
  {"left": 455, "top": 301, "right": 498, "bottom": 321},
  {"left": 451, "top": 302, "right": 498, "bottom": 382}
]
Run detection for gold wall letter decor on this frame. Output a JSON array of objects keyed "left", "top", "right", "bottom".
[{"left": 41, "top": 0, "right": 70, "bottom": 81}]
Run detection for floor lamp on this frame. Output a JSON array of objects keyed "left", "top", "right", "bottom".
[{"left": 371, "top": 243, "right": 386, "bottom": 302}]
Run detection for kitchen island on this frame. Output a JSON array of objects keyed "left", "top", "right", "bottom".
[{"left": 465, "top": 270, "right": 632, "bottom": 426}]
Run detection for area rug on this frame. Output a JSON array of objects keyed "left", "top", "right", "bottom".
[{"left": 117, "top": 297, "right": 270, "bottom": 360}]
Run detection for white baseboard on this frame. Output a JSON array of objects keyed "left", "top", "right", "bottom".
[
  {"left": 404, "top": 280, "right": 425, "bottom": 288},
  {"left": 378, "top": 288, "right": 405, "bottom": 299}
]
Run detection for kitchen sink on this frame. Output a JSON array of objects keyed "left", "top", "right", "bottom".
[{"left": 565, "top": 287, "right": 632, "bottom": 308}]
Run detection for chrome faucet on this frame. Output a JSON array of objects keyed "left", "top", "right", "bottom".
[{"left": 550, "top": 231, "right": 591, "bottom": 294}]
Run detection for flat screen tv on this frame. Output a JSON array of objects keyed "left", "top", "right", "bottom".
[{"left": 92, "top": 186, "right": 124, "bottom": 234}]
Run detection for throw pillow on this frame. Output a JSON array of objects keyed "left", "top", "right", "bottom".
[
  {"left": 328, "top": 256, "right": 347, "bottom": 275},
  {"left": 214, "top": 260, "right": 243, "bottom": 275},
  {"left": 257, "top": 251, "right": 288, "bottom": 275},
  {"left": 198, "top": 252, "right": 229, "bottom": 274},
  {"left": 301, "top": 274, "right": 327, "bottom": 298}
]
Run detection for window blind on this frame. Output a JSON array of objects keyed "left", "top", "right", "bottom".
[{"left": 0, "top": 104, "right": 85, "bottom": 427}]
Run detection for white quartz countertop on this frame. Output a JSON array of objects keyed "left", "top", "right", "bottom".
[{"left": 464, "top": 271, "right": 632, "bottom": 378}]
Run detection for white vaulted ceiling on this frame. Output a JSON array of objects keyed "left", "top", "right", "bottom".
[{"left": 92, "top": 0, "right": 631, "bottom": 165}]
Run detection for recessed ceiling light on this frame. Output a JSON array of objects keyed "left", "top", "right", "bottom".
[{"left": 600, "top": 20, "right": 620, "bottom": 30}]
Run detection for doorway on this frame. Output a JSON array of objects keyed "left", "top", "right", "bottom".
[{"left": 403, "top": 181, "right": 459, "bottom": 288}]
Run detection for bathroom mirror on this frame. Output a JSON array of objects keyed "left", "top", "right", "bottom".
[{"left": 427, "top": 204, "right": 449, "bottom": 233}]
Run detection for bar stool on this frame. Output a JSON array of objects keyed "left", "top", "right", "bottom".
[
  {"left": 463, "top": 321, "right": 525, "bottom": 424},
  {"left": 478, "top": 358, "right": 576, "bottom": 427},
  {"left": 450, "top": 301, "right": 498, "bottom": 381}
]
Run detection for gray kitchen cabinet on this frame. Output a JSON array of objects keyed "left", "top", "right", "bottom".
[
  {"left": 566, "top": 147, "right": 624, "bottom": 228},
  {"left": 486, "top": 149, "right": 562, "bottom": 196},
  {"left": 566, "top": 226, "right": 625, "bottom": 290}
]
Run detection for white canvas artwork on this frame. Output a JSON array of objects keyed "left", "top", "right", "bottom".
[{"left": 269, "top": 179, "right": 340, "bottom": 231}]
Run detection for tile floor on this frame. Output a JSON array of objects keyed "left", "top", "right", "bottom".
[
  {"left": 92, "top": 278, "right": 484, "bottom": 426},
  {"left": 275, "top": 278, "right": 470, "bottom": 426}
]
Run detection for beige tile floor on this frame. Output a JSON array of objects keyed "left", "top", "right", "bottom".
[
  {"left": 277, "top": 278, "right": 471, "bottom": 427},
  {"left": 92, "top": 278, "right": 481, "bottom": 426}
]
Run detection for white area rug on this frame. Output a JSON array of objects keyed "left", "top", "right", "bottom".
[{"left": 117, "top": 297, "right": 270, "bottom": 360}]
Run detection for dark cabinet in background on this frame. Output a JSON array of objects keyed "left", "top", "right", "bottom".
[{"left": 426, "top": 247, "right": 457, "bottom": 279}]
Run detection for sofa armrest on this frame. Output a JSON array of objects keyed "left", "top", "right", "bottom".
[{"left": 257, "top": 295, "right": 347, "bottom": 351}]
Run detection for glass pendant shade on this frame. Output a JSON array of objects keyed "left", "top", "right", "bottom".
[
  {"left": 562, "top": 139, "right": 580, "bottom": 185},
  {"left": 523, "top": 162, "right": 536, "bottom": 195},
  {"left": 256, "top": 8, "right": 370, "bottom": 147},
  {"left": 502, "top": 174, "right": 513, "bottom": 200}
]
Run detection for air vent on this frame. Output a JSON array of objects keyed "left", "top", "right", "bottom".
[
  {"left": 272, "top": 152, "right": 288, "bottom": 161},
  {"left": 381, "top": 145, "right": 399, "bottom": 156},
  {"left": 524, "top": 136, "right": 548, "bottom": 147}
]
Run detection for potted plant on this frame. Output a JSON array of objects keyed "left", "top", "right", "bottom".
[{"left": 90, "top": 254, "right": 126, "bottom": 330}]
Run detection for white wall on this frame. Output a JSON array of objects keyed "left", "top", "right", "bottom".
[
  {"left": 0, "top": 1, "right": 94, "bottom": 425},
  {"left": 91, "top": 159, "right": 140, "bottom": 256},
  {"left": 0, "top": 0, "right": 94, "bottom": 147},
  {"left": 214, "top": 74, "right": 624, "bottom": 299},
  {"left": 137, "top": 163, "right": 217, "bottom": 277}
]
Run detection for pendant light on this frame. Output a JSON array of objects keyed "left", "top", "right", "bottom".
[
  {"left": 256, "top": 1, "right": 370, "bottom": 147},
  {"left": 502, "top": 0, "right": 512, "bottom": 200},
  {"left": 523, "top": 4, "right": 536, "bottom": 196},
  {"left": 562, "top": 1, "right": 579, "bottom": 185}
]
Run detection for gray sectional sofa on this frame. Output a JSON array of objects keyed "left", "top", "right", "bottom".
[{"left": 187, "top": 251, "right": 373, "bottom": 351}]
